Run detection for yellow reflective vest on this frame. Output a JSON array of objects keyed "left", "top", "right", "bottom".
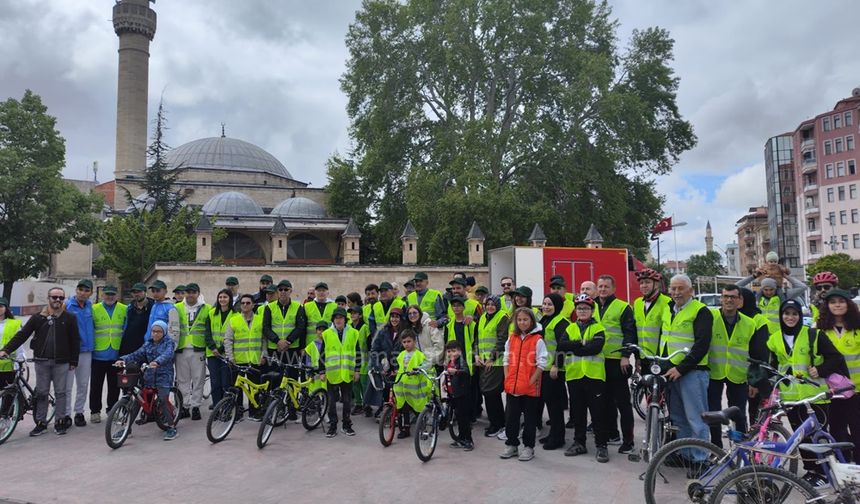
[
  {"left": 633, "top": 294, "right": 671, "bottom": 356},
  {"left": 407, "top": 289, "right": 442, "bottom": 320},
  {"left": 564, "top": 320, "right": 606, "bottom": 381},
  {"left": 708, "top": 309, "right": 756, "bottom": 383},
  {"left": 321, "top": 326, "right": 359, "bottom": 384},
  {"left": 267, "top": 301, "right": 300, "bottom": 350},
  {"left": 661, "top": 299, "right": 708, "bottom": 366},
  {"left": 394, "top": 350, "right": 431, "bottom": 411},
  {"left": 0, "top": 319, "right": 23, "bottom": 372},
  {"left": 93, "top": 302, "right": 127, "bottom": 361},
  {"left": 767, "top": 327, "right": 829, "bottom": 403},
  {"left": 595, "top": 298, "right": 629, "bottom": 360},
  {"left": 824, "top": 328, "right": 860, "bottom": 388}
]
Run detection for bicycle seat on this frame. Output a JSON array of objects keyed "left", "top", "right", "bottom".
[
  {"left": 260, "top": 372, "right": 282, "bottom": 384},
  {"left": 798, "top": 442, "right": 855, "bottom": 456},
  {"left": 701, "top": 406, "right": 743, "bottom": 426}
]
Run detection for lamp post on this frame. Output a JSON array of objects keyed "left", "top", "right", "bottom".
[{"left": 672, "top": 219, "right": 688, "bottom": 268}]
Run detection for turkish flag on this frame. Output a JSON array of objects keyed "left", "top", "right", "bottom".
[{"left": 651, "top": 216, "right": 673, "bottom": 236}]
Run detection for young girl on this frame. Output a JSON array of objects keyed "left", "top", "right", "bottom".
[
  {"left": 405, "top": 304, "right": 443, "bottom": 368},
  {"left": 0, "top": 298, "right": 23, "bottom": 389},
  {"left": 476, "top": 296, "right": 509, "bottom": 439},
  {"left": 500, "top": 307, "right": 547, "bottom": 462}
]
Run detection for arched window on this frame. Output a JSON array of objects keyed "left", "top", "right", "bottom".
[
  {"left": 288, "top": 233, "right": 331, "bottom": 262},
  {"left": 214, "top": 231, "right": 265, "bottom": 265}
]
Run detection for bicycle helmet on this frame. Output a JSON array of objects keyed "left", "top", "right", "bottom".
[
  {"left": 574, "top": 294, "right": 594, "bottom": 307},
  {"left": 812, "top": 271, "right": 839, "bottom": 286},
  {"left": 635, "top": 268, "right": 663, "bottom": 282}
]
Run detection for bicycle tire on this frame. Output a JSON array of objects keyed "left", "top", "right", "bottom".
[
  {"left": 633, "top": 381, "right": 649, "bottom": 421},
  {"left": 301, "top": 389, "right": 327, "bottom": 431},
  {"left": 644, "top": 404, "right": 661, "bottom": 463},
  {"left": 414, "top": 407, "right": 438, "bottom": 462},
  {"left": 0, "top": 388, "right": 20, "bottom": 445},
  {"left": 202, "top": 369, "right": 211, "bottom": 400},
  {"left": 206, "top": 395, "right": 237, "bottom": 443},
  {"left": 754, "top": 422, "right": 798, "bottom": 475},
  {"left": 378, "top": 405, "right": 396, "bottom": 447},
  {"left": 271, "top": 391, "right": 289, "bottom": 427},
  {"left": 46, "top": 394, "right": 56, "bottom": 424},
  {"left": 644, "top": 437, "right": 729, "bottom": 504},
  {"left": 155, "top": 387, "right": 183, "bottom": 431},
  {"left": 447, "top": 404, "right": 460, "bottom": 443},
  {"left": 105, "top": 398, "right": 133, "bottom": 449},
  {"left": 257, "top": 399, "right": 281, "bottom": 449},
  {"left": 707, "top": 464, "right": 819, "bottom": 504}
]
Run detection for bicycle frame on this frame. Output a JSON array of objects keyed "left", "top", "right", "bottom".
[{"left": 231, "top": 373, "right": 271, "bottom": 410}]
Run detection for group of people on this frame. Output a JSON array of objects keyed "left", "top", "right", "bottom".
[{"left": 1, "top": 269, "right": 859, "bottom": 473}]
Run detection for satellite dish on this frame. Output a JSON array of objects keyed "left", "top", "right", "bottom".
[{"left": 853, "top": 87, "right": 860, "bottom": 97}]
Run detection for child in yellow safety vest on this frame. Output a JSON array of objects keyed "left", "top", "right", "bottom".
[
  {"left": 318, "top": 308, "right": 360, "bottom": 438},
  {"left": 392, "top": 330, "right": 430, "bottom": 439}
]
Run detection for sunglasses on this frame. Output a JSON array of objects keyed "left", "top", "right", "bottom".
[
  {"left": 501, "top": 283, "right": 512, "bottom": 287},
  {"left": 278, "top": 288, "right": 291, "bottom": 292},
  {"left": 50, "top": 296, "right": 65, "bottom": 301},
  {"left": 815, "top": 285, "right": 833, "bottom": 291}
]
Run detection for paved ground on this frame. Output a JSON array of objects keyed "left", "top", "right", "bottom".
[{"left": 0, "top": 392, "right": 653, "bottom": 504}]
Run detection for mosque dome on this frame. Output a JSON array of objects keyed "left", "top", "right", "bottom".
[
  {"left": 165, "top": 136, "right": 293, "bottom": 179},
  {"left": 270, "top": 197, "right": 327, "bottom": 219},
  {"left": 202, "top": 191, "right": 264, "bottom": 216}
]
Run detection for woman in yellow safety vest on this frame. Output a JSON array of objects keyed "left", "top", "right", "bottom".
[
  {"left": 817, "top": 289, "right": 860, "bottom": 463},
  {"left": 476, "top": 296, "right": 509, "bottom": 438},
  {"left": 0, "top": 297, "right": 23, "bottom": 388},
  {"left": 205, "top": 289, "right": 236, "bottom": 408}
]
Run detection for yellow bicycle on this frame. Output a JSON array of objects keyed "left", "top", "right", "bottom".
[
  {"left": 206, "top": 359, "right": 275, "bottom": 443},
  {"left": 256, "top": 355, "right": 328, "bottom": 449}
]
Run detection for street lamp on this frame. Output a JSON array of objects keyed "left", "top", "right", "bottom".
[{"left": 672, "top": 220, "right": 688, "bottom": 269}]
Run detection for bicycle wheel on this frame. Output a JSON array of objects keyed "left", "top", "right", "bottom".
[
  {"left": 105, "top": 398, "right": 134, "bottom": 449},
  {"left": 45, "top": 394, "right": 56, "bottom": 424},
  {"left": 633, "top": 381, "right": 649, "bottom": 421},
  {"left": 202, "top": 369, "right": 211, "bottom": 401},
  {"left": 644, "top": 437, "right": 729, "bottom": 504},
  {"left": 707, "top": 464, "right": 819, "bottom": 504},
  {"left": 644, "top": 404, "right": 661, "bottom": 463},
  {"left": 272, "top": 391, "right": 289, "bottom": 427},
  {"left": 378, "top": 405, "right": 396, "bottom": 447},
  {"left": 155, "top": 387, "right": 183, "bottom": 431},
  {"left": 414, "top": 407, "right": 438, "bottom": 462},
  {"left": 206, "top": 395, "right": 237, "bottom": 443},
  {"left": 447, "top": 404, "right": 460, "bottom": 443},
  {"left": 752, "top": 422, "right": 798, "bottom": 475},
  {"left": 257, "top": 399, "right": 282, "bottom": 449},
  {"left": 0, "top": 389, "right": 20, "bottom": 445},
  {"left": 301, "top": 389, "right": 327, "bottom": 431}
]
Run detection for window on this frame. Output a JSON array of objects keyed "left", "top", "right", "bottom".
[
  {"left": 826, "top": 164, "right": 834, "bottom": 178},
  {"left": 834, "top": 114, "right": 843, "bottom": 129},
  {"left": 847, "top": 111, "right": 854, "bottom": 126},
  {"left": 808, "top": 217, "right": 816, "bottom": 230},
  {"left": 853, "top": 209, "right": 859, "bottom": 223},
  {"left": 839, "top": 186, "right": 846, "bottom": 201},
  {"left": 855, "top": 234, "right": 860, "bottom": 249},
  {"left": 810, "top": 240, "right": 818, "bottom": 254},
  {"left": 837, "top": 161, "right": 846, "bottom": 177},
  {"left": 850, "top": 160, "right": 856, "bottom": 175},
  {"left": 851, "top": 184, "right": 858, "bottom": 200},
  {"left": 823, "top": 117, "right": 832, "bottom": 131},
  {"left": 848, "top": 136, "right": 855, "bottom": 151},
  {"left": 827, "top": 187, "right": 835, "bottom": 202},
  {"left": 836, "top": 138, "right": 844, "bottom": 153},
  {"left": 842, "top": 234, "right": 849, "bottom": 249},
  {"left": 840, "top": 210, "right": 848, "bottom": 224},
  {"left": 824, "top": 140, "right": 833, "bottom": 155},
  {"left": 806, "top": 196, "right": 817, "bottom": 208},
  {"left": 828, "top": 211, "right": 836, "bottom": 225}
]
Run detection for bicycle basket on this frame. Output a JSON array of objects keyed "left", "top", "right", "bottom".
[{"left": 117, "top": 372, "right": 140, "bottom": 389}]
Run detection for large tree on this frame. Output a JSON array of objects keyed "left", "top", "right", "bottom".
[
  {"left": 807, "top": 253, "right": 860, "bottom": 290},
  {"left": 685, "top": 251, "right": 726, "bottom": 281},
  {"left": 331, "top": 0, "right": 696, "bottom": 263},
  {"left": 0, "top": 90, "right": 103, "bottom": 299}
]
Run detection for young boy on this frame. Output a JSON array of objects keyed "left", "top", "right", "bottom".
[
  {"left": 318, "top": 308, "right": 360, "bottom": 438},
  {"left": 393, "top": 329, "right": 430, "bottom": 438},
  {"left": 116, "top": 320, "right": 178, "bottom": 440},
  {"left": 349, "top": 306, "right": 371, "bottom": 416},
  {"left": 304, "top": 321, "right": 329, "bottom": 394},
  {"left": 444, "top": 340, "right": 474, "bottom": 450}
]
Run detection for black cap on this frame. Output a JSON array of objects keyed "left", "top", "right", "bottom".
[
  {"left": 450, "top": 296, "right": 466, "bottom": 306},
  {"left": 131, "top": 282, "right": 146, "bottom": 292},
  {"left": 277, "top": 279, "right": 292, "bottom": 289},
  {"left": 259, "top": 274, "right": 273, "bottom": 283},
  {"left": 348, "top": 305, "right": 363, "bottom": 314},
  {"left": 185, "top": 283, "right": 200, "bottom": 293},
  {"left": 449, "top": 277, "right": 467, "bottom": 287},
  {"left": 335, "top": 295, "right": 347, "bottom": 304},
  {"left": 77, "top": 279, "right": 93, "bottom": 290},
  {"left": 0, "top": 297, "right": 8, "bottom": 307},
  {"left": 403, "top": 280, "right": 415, "bottom": 288},
  {"left": 225, "top": 276, "right": 239, "bottom": 286},
  {"left": 332, "top": 307, "right": 348, "bottom": 319},
  {"left": 102, "top": 285, "right": 118, "bottom": 295},
  {"left": 315, "top": 282, "right": 329, "bottom": 290},
  {"left": 780, "top": 299, "right": 803, "bottom": 315},
  {"left": 413, "top": 272, "right": 428, "bottom": 281},
  {"left": 316, "top": 321, "right": 329, "bottom": 330},
  {"left": 549, "top": 276, "right": 566, "bottom": 288}
]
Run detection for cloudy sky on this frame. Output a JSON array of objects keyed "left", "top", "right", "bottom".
[{"left": 1, "top": 0, "right": 858, "bottom": 264}]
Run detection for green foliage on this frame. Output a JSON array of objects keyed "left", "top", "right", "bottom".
[
  {"left": 685, "top": 251, "right": 726, "bottom": 280},
  {"left": 807, "top": 253, "right": 860, "bottom": 289},
  {"left": 332, "top": 0, "right": 695, "bottom": 263},
  {"left": 0, "top": 90, "right": 103, "bottom": 299}
]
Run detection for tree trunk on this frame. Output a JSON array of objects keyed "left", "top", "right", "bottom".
[{"left": 2, "top": 279, "right": 13, "bottom": 301}]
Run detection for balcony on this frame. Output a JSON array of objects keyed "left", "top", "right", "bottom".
[
  {"left": 807, "top": 228, "right": 821, "bottom": 237},
  {"left": 803, "top": 183, "right": 819, "bottom": 194},
  {"left": 809, "top": 253, "right": 822, "bottom": 261},
  {"left": 802, "top": 158, "right": 818, "bottom": 174},
  {"left": 801, "top": 139, "right": 815, "bottom": 152},
  {"left": 803, "top": 206, "right": 820, "bottom": 216}
]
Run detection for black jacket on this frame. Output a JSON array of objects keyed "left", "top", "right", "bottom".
[
  {"left": 370, "top": 325, "right": 403, "bottom": 371},
  {"left": 557, "top": 319, "right": 606, "bottom": 359},
  {"left": 444, "top": 354, "right": 470, "bottom": 398},
  {"left": 2, "top": 308, "right": 80, "bottom": 366}
]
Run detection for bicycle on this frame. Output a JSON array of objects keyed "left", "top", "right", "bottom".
[
  {"left": 643, "top": 370, "right": 854, "bottom": 504},
  {"left": 0, "top": 358, "right": 56, "bottom": 445},
  {"left": 256, "top": 356, "right": 328, "bottom": 449},
  {"left": 371, "top": 369, "right": 411, "bottom": 447},
  {"left": 630, "top": 367, "right": 649, "bottom": 421},
  {"left": 105, "top": 362, "right": 184, "bottom": 449},
  {"left": 620, "top": 343, "right": 687, "bottom": 464},
  {"left": 206, "top": 358, "right": 274, "bottom": 443},
  {"left": 413, "top": 368, "right": 460, "bottom": 462}
]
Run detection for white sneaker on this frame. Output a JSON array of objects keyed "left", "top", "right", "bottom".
[
  {"left": 90, "top": 413, "right": 101, "bottom": 424},
  {"left": 497, "top": 430, "right": 508, "bottom": 441},
  {"left": 518, "top": 447, "right": 535, "bottom": 461},
  {"left": 500, "top": 445, "right": 518, "bottom": 459}
]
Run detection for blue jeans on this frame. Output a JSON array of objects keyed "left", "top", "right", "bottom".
[
  {"left": 668, "top": 369, "right": 710, "bottom": 460},
  {"left": 207, "top": 357, "right": 231, "bottom": 407}
]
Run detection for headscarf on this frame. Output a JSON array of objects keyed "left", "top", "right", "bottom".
[
  {"left": 738, "top": 288, "right": 760, "bottom": 318},
  {"left": 778, "top": 299, "right": 803, "bottom": 336}
]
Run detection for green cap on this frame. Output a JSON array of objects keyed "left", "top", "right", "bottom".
[
  {"left": 173, "top": 284, "right": 186, "bottom": 293},
  {"left": 77, "top": 279, "right": 94, "bottom": 290},
  {"left": 335, "top": 295, "right": 347, "bottom": 304},
  {"left": 225, "top": 276, "right": 239, "bottom": 286},
  {"left": 348, "top": 305, "right": 363, "bottom": 314},
  {"left": 379, "top": 281, "right": 393, "bottom": 290},
  {"left": 0, "top": 297, "right": 9, "bottom": 307},
  {"left": 102, "top": 285, "right": 118, "bottom": 295},
  {"left": 475, "top": 285, "right": 489, "bottom": 294},
  {"left": 332, "top": 307, "right": 348, "bottom": 319},
  {"left": 259, "top": 274, "right": 273, "bottom": 283},
  {"left": 413, "top": 272, "right": 429, "bottom": 281},
  {"left": 131, "top": 282, "right": 146, "bottom": 292},
  {"left": 149, "top": 280, "right": 167, "bottom": 290},
  {"left": 264, "top": 285, "right": 276, "bottom": 293},
  {"left": 403, "top": 280, "right": 415, "bottom": 288},
  {"left": 316, "top": 321, "right": 330, "bottom": 330},
  {"left": 185, "top": 283, "right": 200, "bottom": 292},
  {"left": 315, "top": 282, "right": 329, "bottom": 290},
  {"left": 449, "top": 277, "right": 467, "bottom": 287},
  {"left": 277, "top": 279, "right": 292, "bottom": 289},
  {"left": 514, "top": 286, "right": 533, "bottom": 298},
  {"left": 823, "top": 288, "right": 853, "bottom": 301},
  {"left": 549, "top": 276, "right": 566, "bottom": 288},
  {"left": 450, "top": 296, "right": 466, "bottom": 306}
]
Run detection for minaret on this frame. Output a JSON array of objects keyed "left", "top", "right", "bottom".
[
  {"left": 113, "top": 0, "right": 157, "bottom": 207},
  {"left": 705, "top": 220, "right": 714, "bottom": 253}
]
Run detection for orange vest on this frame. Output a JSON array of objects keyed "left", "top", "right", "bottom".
[{"left": 504, "top": 332, "right": 542, "bottom": 397}]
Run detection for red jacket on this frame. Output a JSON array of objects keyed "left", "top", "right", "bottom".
[{"left": 504, "top": 329, "right": 543, "bottom": 397}]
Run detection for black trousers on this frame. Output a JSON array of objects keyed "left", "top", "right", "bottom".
[
  {"left": 541, "top": 371, "right": 567, "bottom": 443},
  {"left": 707, "top": 379, "right": 749, "bottom": 448},
  {"left": 471, "top": 368, "right": 482, "bottom": 419},
  {"left": 569, "top": 378, "right": 609, "bottom": 447},
  {"left": 829, "top": 395, "right": 860, "bottom": 463},
  {"left": 483, "top": 384, "right": 505, "bottom": 430},
  {"left": 505, "top": 394, "right": 540, "bottom": 448},
  {"left": 327, "top": 381, "right": 353, "bottom": 428},
  {"left": 603, "top": 359, "right": 634, "bottom": 444},
  {"left": 451, "top": 393, "right": 473, "bottom": 442},
  {"left": 89, "top": 359, "right": 120, "bottom": 415}
]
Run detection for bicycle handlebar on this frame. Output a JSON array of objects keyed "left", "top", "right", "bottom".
[
  {"left": 620, "top": 344, "right": 688, "bottom": 362},
  {"left": 781, "top": 384, "right": 856, "bottom": 407},
  {"left": 747, "top": 357, "right": 822, "bottom": 387}
]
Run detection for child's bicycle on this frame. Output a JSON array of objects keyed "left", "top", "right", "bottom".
[
  {"left": 412, "top": 368, "right": 459, "bottom": 462},
  {"left": 206, "top": 358, "right": 274, "bottom": 443},
  {"left": 0, "top": 358, "right": 56, "bottom": 445},
  {"left": 105, "top": 362, "right": 183, "bottom": 449},
  {"left": 256, "top": 356, "right": 328, "bottom": 449},
  {"left": 371, "top": 369, "right": 409, "bottom": 447}
]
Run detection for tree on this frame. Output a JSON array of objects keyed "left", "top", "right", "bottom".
[
  {"left": 333, "top": 0, "right": 696, "bottom": 263},
  {"left": 685, "top": 251, "right": 726, "bottom": 281},
  {"left": 807, "top": 253, "right": 860, "bottom": 290},
  {"left": 0, "top": 90, "right": 103, "bottom": 299}
]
